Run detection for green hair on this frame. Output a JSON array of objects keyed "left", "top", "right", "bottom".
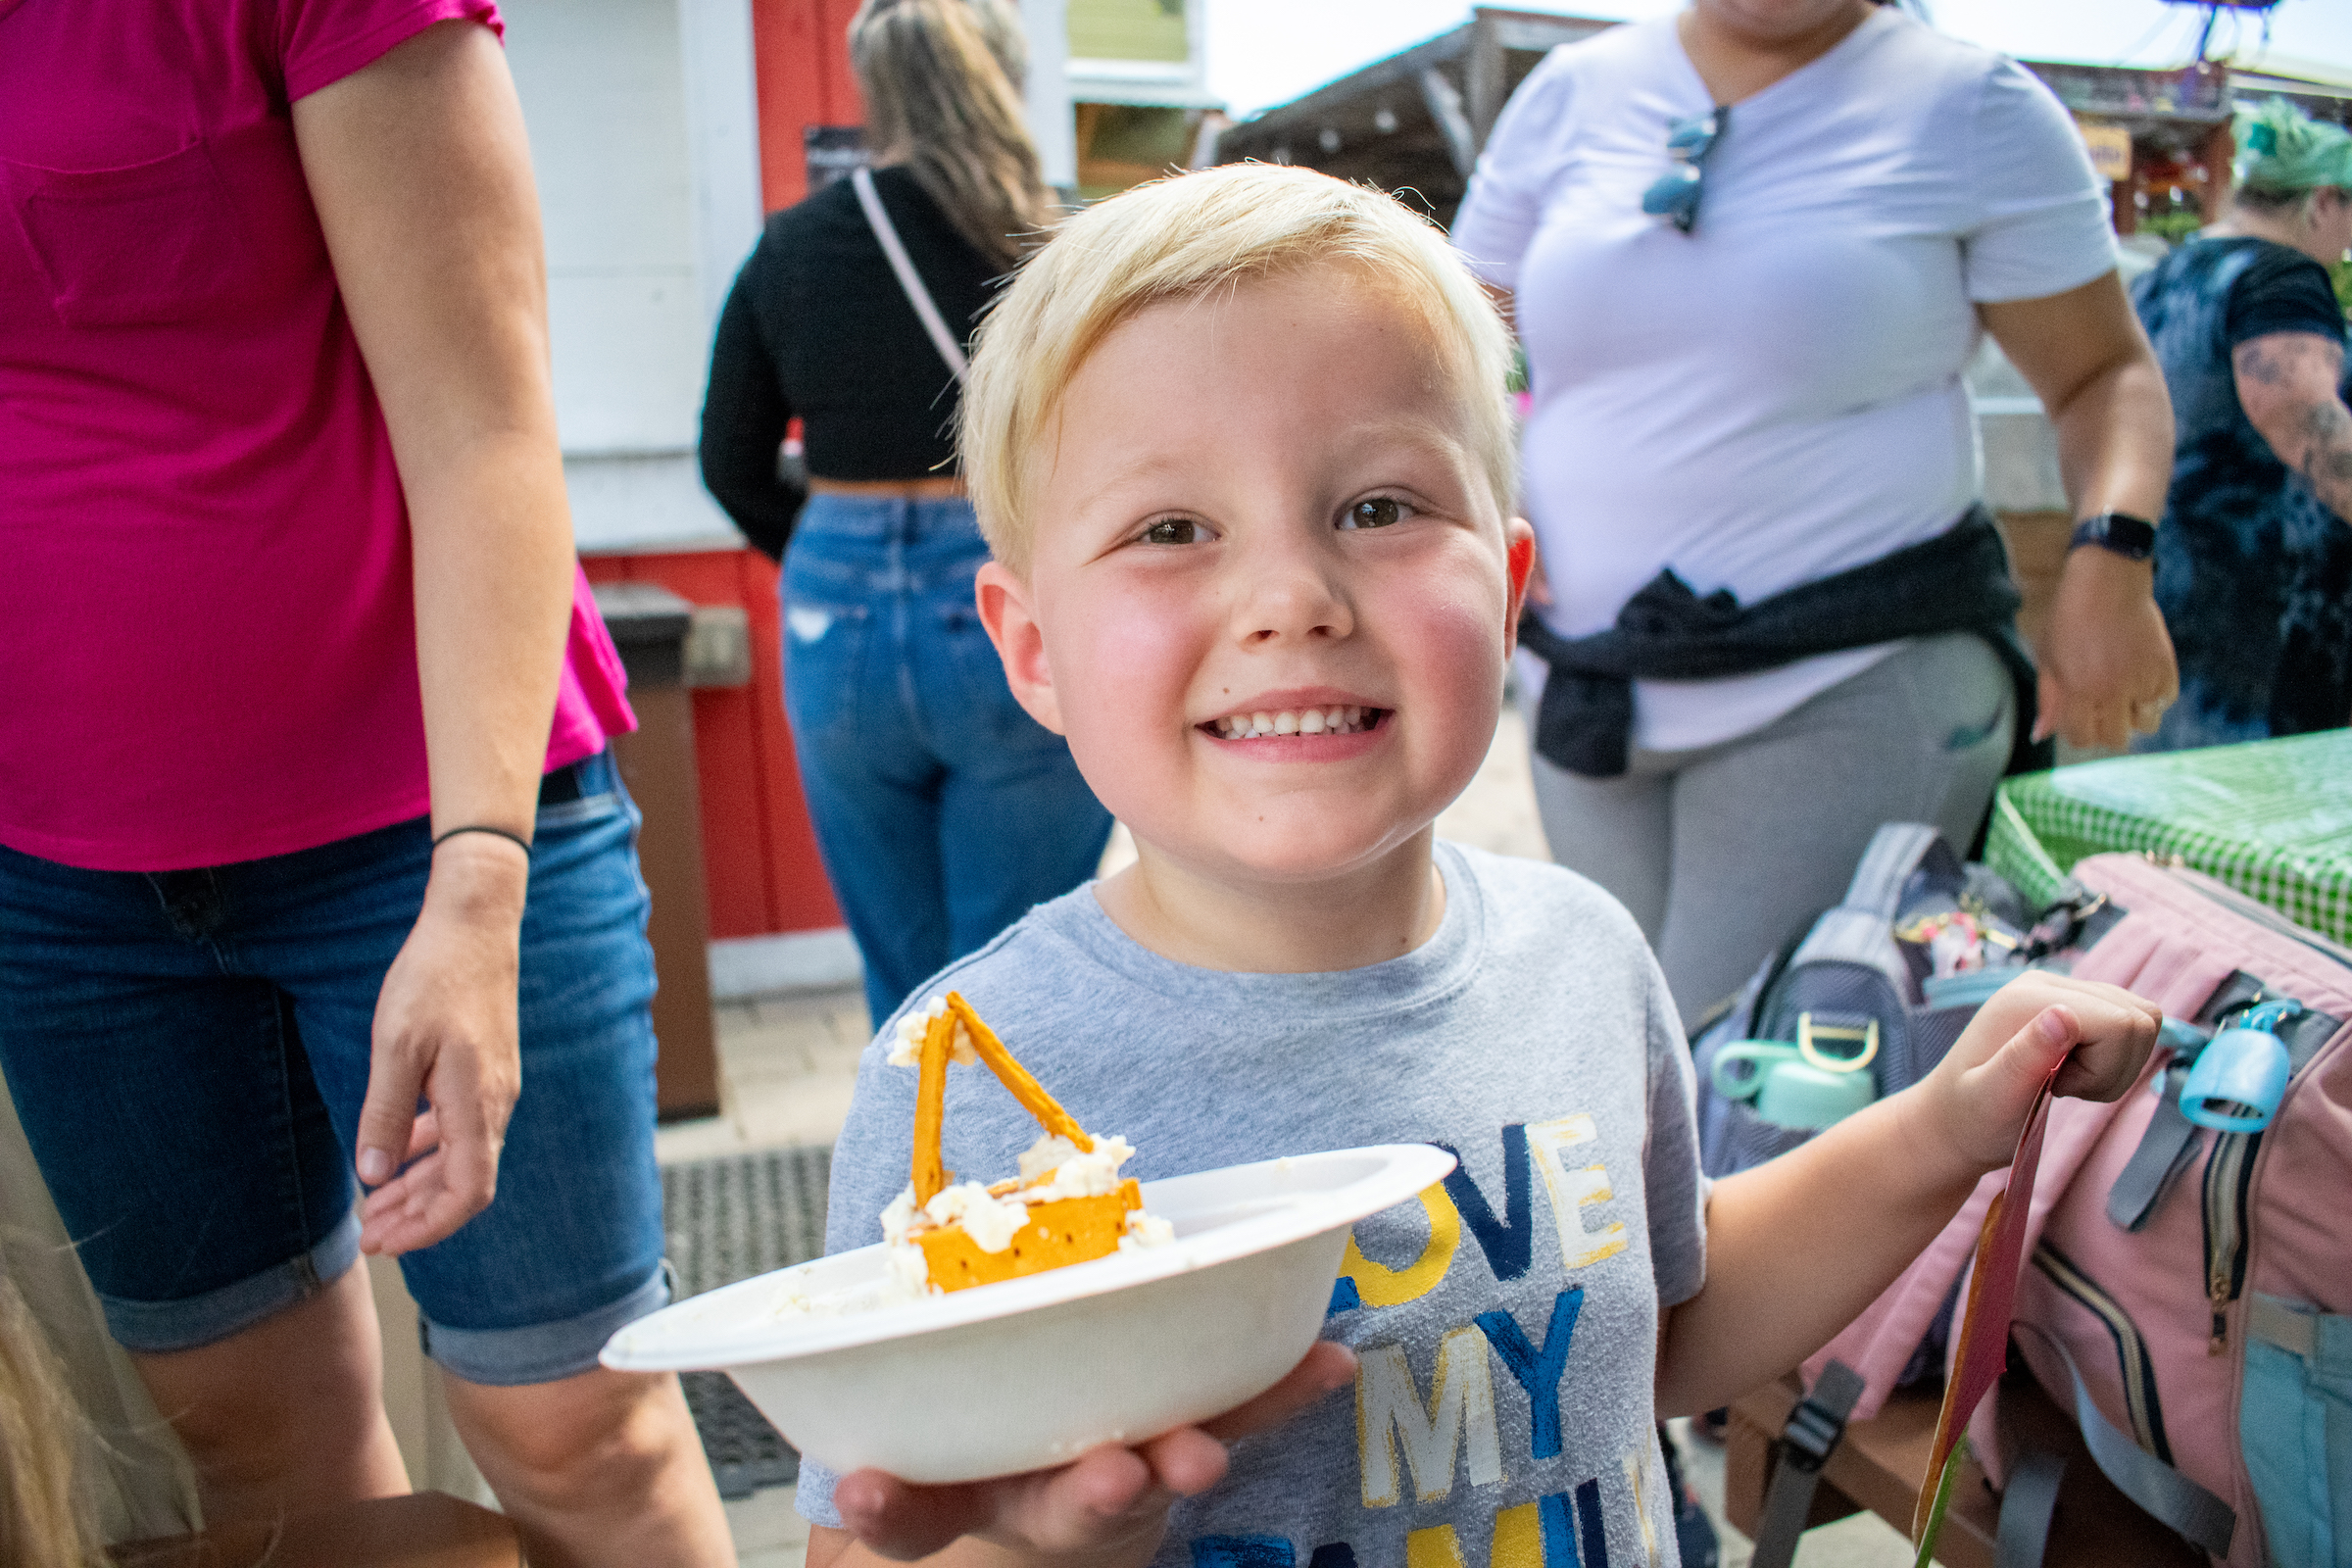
[{"left": 2233, "top": 97, "right": 2352, "bottom": 198}]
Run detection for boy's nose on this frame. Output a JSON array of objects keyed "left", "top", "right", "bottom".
[{"left": 1233, "top": 549, "right": 1353, "bottom": 646}]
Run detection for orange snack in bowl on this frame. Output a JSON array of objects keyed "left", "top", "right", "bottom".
[
  {"left": 916, "top": 1181, "right": 1146, "bottom": 1292},
  {"left": 884, "top": 992, "right": 1169, "bottom": 1295}
]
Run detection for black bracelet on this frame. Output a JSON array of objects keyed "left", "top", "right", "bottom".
[
  {"left": 431, "top": 824, "right": 533, "bottom": 856},
  {"left": 2068, "top": 512, "right": 2158, "bottom": 562}
]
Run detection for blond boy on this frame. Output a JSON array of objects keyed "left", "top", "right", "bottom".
[{"left": 799, "top": 164, "right": 2157, "bottom": 1568}]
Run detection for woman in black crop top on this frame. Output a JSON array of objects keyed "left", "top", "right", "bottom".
[{"left": 698, "top": 0, "right": 1109, "bottom": 1024}]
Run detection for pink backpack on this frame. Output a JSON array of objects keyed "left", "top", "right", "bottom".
[{"left": 1805, "top": 853, "right": 2352, "bottom": 1568}]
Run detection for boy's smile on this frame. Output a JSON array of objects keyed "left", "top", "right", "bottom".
[{"left": 976, "top": 265, "right": 1532, "bottom": 956}]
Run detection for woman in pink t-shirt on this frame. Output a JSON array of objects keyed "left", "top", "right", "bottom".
[{"left": 0, "top": 6, "right": 727, "bottom": 1559}]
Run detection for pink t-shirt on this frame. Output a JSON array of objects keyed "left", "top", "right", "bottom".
[{"left": 0, "top": 0, "right": 634, "bottom": 872}]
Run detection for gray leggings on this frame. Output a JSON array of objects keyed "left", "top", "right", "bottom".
[{"left": 1529, "top": 633, "right": 2014, "bottom": 1029}]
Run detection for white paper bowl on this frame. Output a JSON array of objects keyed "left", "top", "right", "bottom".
[{"left": 601, "top": 1143, "right": 1454, "bottom": 1483}]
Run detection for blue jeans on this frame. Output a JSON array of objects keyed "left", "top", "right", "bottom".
[
  {"left": 782, "top": 493, "right": 1111, "bottom": 1022},
  {"left": 0, "top": 752, "right": 667, "bottom": 1385}
]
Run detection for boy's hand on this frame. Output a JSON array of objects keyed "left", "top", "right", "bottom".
[
  {"left": 1906, "top": 972, "right": 2161, "bottom": 1174},
  {"left": 829, "top": 1341, "right": 1356, "bottom": 1565}
]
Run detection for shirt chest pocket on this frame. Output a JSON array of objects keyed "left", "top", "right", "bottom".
[{"left": 4, "top": 139, "right": 252, "bottom": 329}]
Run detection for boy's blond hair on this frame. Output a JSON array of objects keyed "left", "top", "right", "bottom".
[{"left": 958, "top": 164, "right": 1517, "bottom": 575}]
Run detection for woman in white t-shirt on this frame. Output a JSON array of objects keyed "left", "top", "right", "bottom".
[{"left": 1454, "top": 0, "right": 2179, "bottom": 1023}]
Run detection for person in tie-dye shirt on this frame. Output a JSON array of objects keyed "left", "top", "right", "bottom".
[{"left": 2132, "top": 100, "right": 2352, "bottom": 750}]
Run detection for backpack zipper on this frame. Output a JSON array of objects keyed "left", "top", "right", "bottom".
[
  {"left": 2154, "top": 858, "right": 2352, "bottom": 971},
  {"left": 2199, "top": 1129, "right": 2258, "bottom": 1354},
  {"left": 2138, "top": 860, "right": 2350, "bottom": 1355},
  {"left": 2031, "top": 1241, "right": 2174, "bottom": 1461}
]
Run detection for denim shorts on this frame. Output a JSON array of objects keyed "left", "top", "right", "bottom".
[{"left": 0, "top": 751, "right": 667, "bottom": 1386}]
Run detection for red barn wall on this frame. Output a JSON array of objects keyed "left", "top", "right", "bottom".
[
  {"left": 584, "top": 552, "right": 843, "bottom": 938},
  {"left": 752, "top": 0, "right": 865, "bottom": 213}
]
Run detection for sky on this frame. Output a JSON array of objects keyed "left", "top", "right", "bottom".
[{"left": 1200, "top": 0, "right": 2352, "bottom": 122}]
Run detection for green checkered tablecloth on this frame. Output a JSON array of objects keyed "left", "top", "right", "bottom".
[{"left": 1984, "top": 730, "right": 2352, "bottom": 945}]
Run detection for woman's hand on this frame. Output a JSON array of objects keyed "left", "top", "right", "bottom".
[
  {"left": 814, "top": 1342, "right": 1358, "bottom": 1568},
  {"left": 1903, "top": 970, "right": 2162, "bottom": 1175},
  {"left": 354, "top": 834, "right": 530, "bottom": 1254},
  {"left": 2035, "top": 548, "right": 2179, "bottom": 749}
]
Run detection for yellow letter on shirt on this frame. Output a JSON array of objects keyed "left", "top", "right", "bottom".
[{"left": 1340, "top": 1183, "right": 1462, "bottom": 1308}]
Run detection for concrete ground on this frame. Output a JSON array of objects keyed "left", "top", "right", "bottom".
[{"left": 659, "top": 707, "right": 1924, "bottom": 1568}]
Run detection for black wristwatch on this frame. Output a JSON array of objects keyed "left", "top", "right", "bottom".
[{"left": 2068, "top": 512, "right": 2158, "bottom": 562}]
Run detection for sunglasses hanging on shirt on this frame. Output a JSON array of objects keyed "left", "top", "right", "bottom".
[{"left": 1642, "top": 105, "right": 1730, "bottom": 233}]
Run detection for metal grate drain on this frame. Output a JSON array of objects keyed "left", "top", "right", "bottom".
[{"left": 662, "top": 1146, "right": 832, "bottom": 1498}]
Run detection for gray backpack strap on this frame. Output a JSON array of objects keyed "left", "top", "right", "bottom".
[
  {"left": 2106, "top": 1060, "right": 2203, "bottom": 1232},
  {"left": 2012, "top": 1322, "right": 2235, "bottom": 1558},
  {"left": 851, "top": 166, "right": 969, "bottom": 384},
  {"left": 1841, "top": 822, "right": 1941, "bottom": 919},
  {"left": 1993, "top": 1446, "right": 2067, "bottom": 1568},
  {"left": 1748, "top": 1360, "right": 1865, "bottom": 1568}
]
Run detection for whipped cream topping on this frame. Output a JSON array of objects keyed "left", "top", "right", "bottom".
[
  {"left": 886, "top": 996, "right": 980, "bottom": 1067},
  {"left": 1120, "top": 1211, "right": 1175, "bottom": 1250},
  {"left": 1024, "top": 1133, "right": 1135, "bottom": 1201},
  {"left": 772, "top": 1263, "right": 931, "bottom": 1317},
  {"left": 922, "top": 1181, "right": 1033, "bottom": 1252},
  {"left": 1018, "top": 1133, "right": 1084, "bottom": 1183},
  {"left": 879, "top": 1185, "right": 921, "bottom": 1246}
]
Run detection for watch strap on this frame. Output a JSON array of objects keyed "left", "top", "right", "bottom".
[{"left": 2069, "top": 512, "right": 2158, "bottom": 562}]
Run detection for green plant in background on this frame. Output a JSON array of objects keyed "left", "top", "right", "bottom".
[{"left": 2333, "top": 258, "right": 2351, "bottom": 316}]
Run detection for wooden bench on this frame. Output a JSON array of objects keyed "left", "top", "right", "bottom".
[
  {"left": 111, "top": 1492, "right": 520, "bottom": 1568},
  {"left": 1724, "top": 1375, "right": 2203, "bottom": 1568}
]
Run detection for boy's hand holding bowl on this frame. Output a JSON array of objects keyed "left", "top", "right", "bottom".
[{"left": 827, "top": 1341, "right": 1356, "bottom": 1566}]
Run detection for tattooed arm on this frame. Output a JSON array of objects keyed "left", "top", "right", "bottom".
[{"left": 2233, "top": 330, "right": 2352, "bottom": 523}]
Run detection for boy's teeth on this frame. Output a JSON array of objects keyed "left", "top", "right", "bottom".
[{"left": 1213, "top": 705, "right": 1377, "bottom": 738}]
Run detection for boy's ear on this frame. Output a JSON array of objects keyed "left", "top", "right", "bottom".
[
  {"left": 1502, "top": 518, "right": 1538, "bottom": 658},
  {"left": 974, "top": 561, "right": 1068, "bottom": 734}
]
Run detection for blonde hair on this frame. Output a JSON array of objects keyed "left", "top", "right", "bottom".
[
  {"left": 0, "top": 1277, "right": 102, "bottom": 1568},
  {"left": 850, "top": 0, "right": 1056, "bottom": 270},
  {"left": 957, "top": 164, "right": 1518, "bottom": 575}
]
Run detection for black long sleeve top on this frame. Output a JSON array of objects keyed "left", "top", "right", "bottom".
[{"left": 699, "top": 167, "right": 1001, "bottom": 559}]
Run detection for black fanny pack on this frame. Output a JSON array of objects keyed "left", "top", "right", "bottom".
[{"left": 1516, "top": 504, "right": 2043, "bottom": 779}]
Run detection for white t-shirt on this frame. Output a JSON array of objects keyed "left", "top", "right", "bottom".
[{"left": 1454, "top": 9, "right": 2114, "bottom": 753}]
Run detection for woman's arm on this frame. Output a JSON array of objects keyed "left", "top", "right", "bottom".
[
  {"left": 1979, "top": 272, "right": 2180, "bottom": 751},
  {"left": 292, "top": 19, "right": 574, "bottom": 1254},
  {"left": 2233, "top": 330, "right": 2352, "bottom": 524},
  {"left": 701, "top": 259, "right": 807, "bottom": 563}
]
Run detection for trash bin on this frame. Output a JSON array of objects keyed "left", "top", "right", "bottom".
[{"left": 593, "top": 583, "right": 720, "bottom": 1121}]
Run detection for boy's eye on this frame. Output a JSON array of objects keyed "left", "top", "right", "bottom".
[
  {"left": 1140, "top": 517, "right": 1201, "bottom": 546},
  {"left": 1343, "top": 497, "right": 1407, "bottom": 530}
]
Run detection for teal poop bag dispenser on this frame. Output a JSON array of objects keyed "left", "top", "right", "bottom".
[{"left": 2180, "top": 999, "right": 2299, "bottom": 1134}]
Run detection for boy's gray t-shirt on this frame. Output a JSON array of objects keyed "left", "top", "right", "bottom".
[{"left": 797, "top": 843, "right": 1710, "bottom": 1568}]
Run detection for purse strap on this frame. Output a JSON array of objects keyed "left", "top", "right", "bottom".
[{"left": 852, "top": 166, "right": 969, "bottom": 384}]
